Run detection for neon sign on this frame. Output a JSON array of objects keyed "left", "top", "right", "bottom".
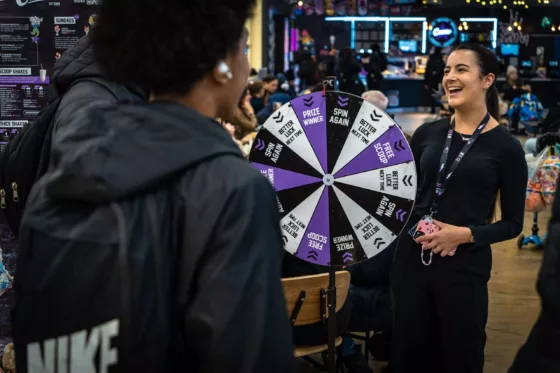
[{"left": 429, "top": 17, "right": 458, "bottom": 48}]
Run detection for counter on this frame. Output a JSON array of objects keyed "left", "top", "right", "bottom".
[
  {"left": 377, "top": 76, "right": 560, "bottom": 109},
  {"left": 379, "top": 76, "right": 426, "bottom": 108}
]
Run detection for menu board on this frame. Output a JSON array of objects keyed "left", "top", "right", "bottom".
[
  {"left": 0, "top": 0, "right": 100, "bottom": 140},
  {"left": 0, "top": 1, "right": 100, "bottom": 369}
]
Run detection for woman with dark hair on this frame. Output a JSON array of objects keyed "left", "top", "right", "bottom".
[
  {"left": 391, "top": 44, "right": 527, "bottom": 373},
  {"left": 17, "top": 0, "right": 296, "bottom": 371},
  {"left": 248, "top": 80, "right": 265, "bottom": 112},
  {"left": 262, "top": 75, "right": 279, "bottom": 96}
]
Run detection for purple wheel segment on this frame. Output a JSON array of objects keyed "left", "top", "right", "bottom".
[
  {"left": 295, "top": 186, "right": 331, "bottom": 265},
  {"left": 252, "top": 163, "right": 321, "bottom": 192},
  {"left": 291, "top": 92, "right": 328, "bottom": 173},
  {"left": 335, "top": 125, "right": 414, "bottom": 178}
]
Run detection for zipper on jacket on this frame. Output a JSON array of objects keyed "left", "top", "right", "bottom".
[
  {"left": 0, "top": 189, "right": 5, "bottom": 209},
  {"left": 11, "top": 182, "right": 18, "bottom": 203}
]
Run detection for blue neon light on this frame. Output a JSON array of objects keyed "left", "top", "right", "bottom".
[{"left": 429, "top": 17, "right": 458, "bottom": 48}]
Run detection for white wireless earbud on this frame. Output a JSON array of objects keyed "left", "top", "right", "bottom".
[{"left": 218, "top": 61, "right": 233, "bottom": 80}]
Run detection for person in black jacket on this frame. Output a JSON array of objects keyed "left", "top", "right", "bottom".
[
  {"left": 509, "top": 186, "right": 560, "bottom": 373},
  {"left": 0, "top": 33, "right": 147, "bottom": 371},
  {"left": 424, "top": 48, "right": 445, "bottom": 114},
  {"left": 364, "top": 44, "right": 387, "bottom": 91},
  {"left": 17, "top": 0, "right": 296, "bottom": 372},
  {"left": 337, "top": 48, "right": 365, "bottom": 96}
]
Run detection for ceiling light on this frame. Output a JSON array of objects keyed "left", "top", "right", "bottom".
[
  {"left": 508, "top": 26, "right": 513, "bottom": 31},
  {"left": 514, "top": 21, "right": 518, "bottom": 26}
]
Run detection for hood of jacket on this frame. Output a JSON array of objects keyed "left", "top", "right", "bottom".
[
  {"left": 43, "top": 101, "right": 244, "bottom": 203},
  {"left": 52, "top": 34, "right": 147, "bottom": 100}
]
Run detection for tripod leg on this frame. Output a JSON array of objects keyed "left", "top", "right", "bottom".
[{"left": 328, "top": 267, "right": 337, "bottom": 373}]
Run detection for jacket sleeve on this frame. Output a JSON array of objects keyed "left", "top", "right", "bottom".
[
  {"left": 181, "top": 163, "right": 296, "bottom": 373},
  {"left": 510, "top": 192, "right": 560, "bottom": 372}
]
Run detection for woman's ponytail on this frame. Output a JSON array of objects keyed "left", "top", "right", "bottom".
[{"left": 486, "top": 84, "right": 500, "bottom": 120}]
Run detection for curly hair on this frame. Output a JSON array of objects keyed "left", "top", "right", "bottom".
[{"left": 92, "top": 0, "right": 255, "bottom": 95}]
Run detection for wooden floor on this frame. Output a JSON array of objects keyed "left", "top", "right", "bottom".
[
  {"left": 484, "top": 208, "right": 545, "bottom": 373},
  {"left": 299, "top": 113, "right": 546, "bottom": 372}
]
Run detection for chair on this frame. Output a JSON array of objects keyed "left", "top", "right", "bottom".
[
  {"left": 282, "top": 271, "right": 351, "bottom": 372},
  {"left": 345, "top": 330, "right": 375, "bottom": 362}
]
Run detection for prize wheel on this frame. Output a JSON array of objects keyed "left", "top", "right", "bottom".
[{"left": 249, "top": 91, "right": 417, "bottom": 266}]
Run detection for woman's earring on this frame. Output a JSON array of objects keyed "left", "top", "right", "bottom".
[{"left": 218, "top": 61, "right": 233, "bottom": 80}]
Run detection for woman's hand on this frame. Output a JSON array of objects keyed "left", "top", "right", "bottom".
[
  {"left": 242, "top": 100, "right": 255, "bottom": 115},
  {"left": 415, "top": 220, "right": 472, "bottom": 257},
  {"left": 222, "top": 121, "right": 235, "bottom": 137}
]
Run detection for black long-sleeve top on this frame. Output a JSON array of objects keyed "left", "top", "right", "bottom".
[{"left": 394, "top": 119, "right": 528, "bottom": 278}]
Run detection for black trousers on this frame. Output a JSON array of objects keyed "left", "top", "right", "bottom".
[{"left": 391, "top": 236, "right": 490, "bottom": 373}]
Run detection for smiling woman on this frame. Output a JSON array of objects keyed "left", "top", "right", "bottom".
[
  {"left": 391, "top": 44, "right": 528, "bottom": 373},
  {"left": 443, "top": 44, "right": 501, "bottom": 121}
]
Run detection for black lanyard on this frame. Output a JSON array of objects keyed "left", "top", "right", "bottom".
[{"left": 430, "top": 113, "right": 490, "bottom": 215}]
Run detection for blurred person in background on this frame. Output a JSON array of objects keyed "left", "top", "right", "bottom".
[
  {"left": 296, "top": 48, "right": 319, "bottom": 91},
  {"left": 262, "top": 75, "right": 278, "bottom": 96},
  {"left": 230, "top": 87, "right": 257, "bottom": 141},
  {"left": 424, "top": 47, "right": 445, "bottom": 114},
  {"left": 269, "top": 74, "right": 293, "bottom": 105},
  {"left": 248, "top": 80, "right": 266, "bottom": 113},
  {"left": 337, "top": 48, "right": 365, "bottom": 96},
  {"left": 510, "top": 185, "right": 560, "bottom": 373},
  {"left": 364, "top": 44, "right": 387, "bottom": 90},
  {"left": 501, "top": 65, "right": 524, "bottom": 103}
]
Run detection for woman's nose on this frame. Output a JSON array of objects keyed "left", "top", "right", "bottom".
[{"left": 443, "top": 73, "right": 456, "bottom": 83}]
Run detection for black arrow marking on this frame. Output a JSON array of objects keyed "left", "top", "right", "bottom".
[
  {"left": 403, "top": 175, "right": 413, "bottom": 187},
  {"left": 370, "top": 110, "right": 382, "bottom": 122},
  {"left": 307, "top": 250, "right": 319, "bottom": 261},
  {"left": 394, "top": 140, "right": 405, "bottom": 152},
  {"left": 303, "top": 97, "right": 314, "bottom": 107},
  {"left": 282, "top": 235, "right": 288, "bottom": 245},
  {"left": 273, "top": 112, "right": 284, "bottom": 123},
  {"left": 373, "top": 237, "right": 386, "bottom": 250},
  {"left": 370, "top": 113, "right": 380, "bottom": 122}
]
